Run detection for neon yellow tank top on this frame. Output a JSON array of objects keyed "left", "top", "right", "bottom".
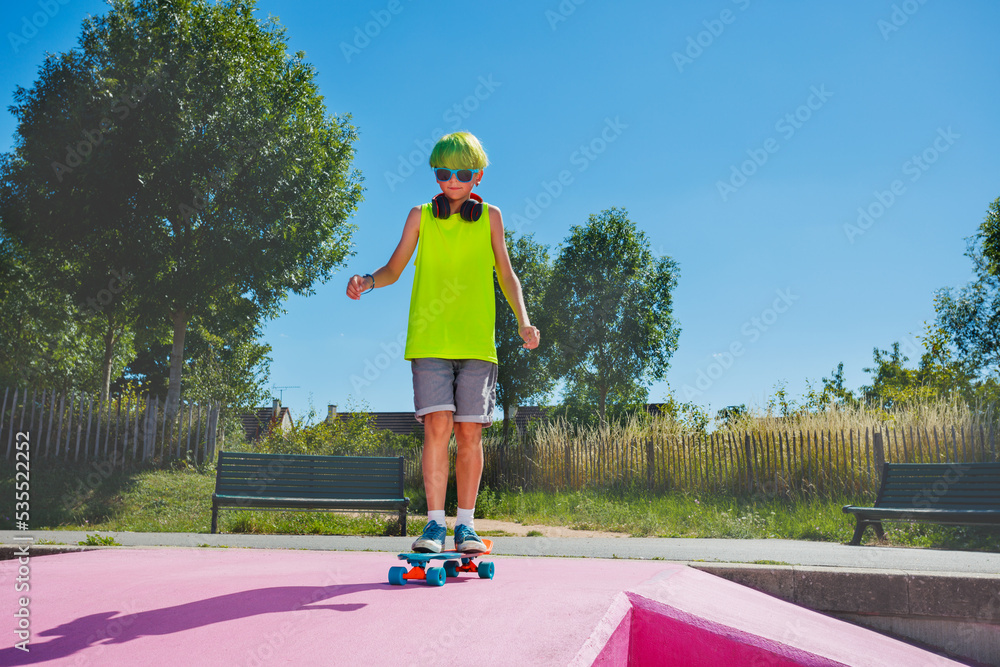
[{"left": 404, "top": 200, "right": 497, "bottom": 364}]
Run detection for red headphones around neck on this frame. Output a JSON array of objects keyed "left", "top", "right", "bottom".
[{"left": 432, "top": 192, "right": 483, "bottom": 222}]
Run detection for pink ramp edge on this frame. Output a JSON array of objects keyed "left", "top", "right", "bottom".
[
  {"left": 0, "top": 546, "right": 672, "bottom": 666},
  {"left": 575, "top": 566, "right": 964, "bottom": 666}
]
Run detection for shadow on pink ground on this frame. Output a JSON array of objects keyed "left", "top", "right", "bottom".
[{"left": 0, "top": 547, "right": 963, "bottom": 666}]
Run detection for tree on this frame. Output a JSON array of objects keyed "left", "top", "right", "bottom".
[
  {"left": 935, "top": 197, "right": 1000, "bottom": 377},
  {"left": 120, "top": 289, "right": 272, "bottom": 412},
  {"left": 859, "top": 328, "right": 988, "bottom": 410},
  {"left": 556, "top": 369, "right": 651, "bottom": 426},
  {"left": 543, "top": 207, "right": 680, "bottom": 422},
  {"left": 981, "top": 196, "right": 1000, "bottom": 277},
  {"left": 493, "top": 231, "right": 555, "bottom": 443},
  {"left": 180, "top": 307, "right": 272, "bottom": 411},
  {"left": 1, "top": 0, "right": 362, "bottom": 421},
  {"left": 804, "top": 362, "right": 860, "bottom": 410},
  {"left": 0, "top": 231, "right": 130, "bottom": 392},
  {"left": 716, "top": 404, "right": 746, "bottom": 428}
]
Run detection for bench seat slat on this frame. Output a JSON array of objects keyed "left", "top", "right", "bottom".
[
  {"left": 843, "top": 507, "right": 1000, "bottom": 522},
  {"left": 214, "top": 495, "right": 407, "bottom": 509}
]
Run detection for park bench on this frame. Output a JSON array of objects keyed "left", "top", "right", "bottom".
[
  {"left": 211, "top": 451, "right": 409, "bottom": 535},
  {"left": 842, "top": 462, "right": 1000, "bottom": 545}
]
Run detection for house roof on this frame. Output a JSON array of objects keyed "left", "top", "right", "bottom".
[
  {"left": 239, "top": 406, "right": 293, "bottom": 442},
  {"left": 510, "top": 406, "right": 549, "bottom": 432},
  {"left": 333, "top": 412, "right": 424, "bottom": 438}
]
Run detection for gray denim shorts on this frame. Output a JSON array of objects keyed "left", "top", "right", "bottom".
[{"left": 411, "top": 358, "right": 498, "bottom": 426}]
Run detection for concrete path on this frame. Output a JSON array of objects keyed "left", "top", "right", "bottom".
[{"left": 3, "top": 530, "right": 999, "bottom": 574}]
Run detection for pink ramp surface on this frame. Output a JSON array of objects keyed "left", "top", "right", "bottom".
[
  {"left": 578, "top": 568, "right": 963, "bottom": 666},
  {"left": 1, "top": 547, "right": 962, "bottom": 666},
  {"left": 0, "top": 547, "right": 668, "bottom": 665}
]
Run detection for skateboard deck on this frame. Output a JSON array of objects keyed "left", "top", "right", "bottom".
[{"left": 388, "top": 539, "right": 494, "bottom": 586}]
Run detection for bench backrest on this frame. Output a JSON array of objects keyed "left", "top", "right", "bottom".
[
  {"left": 876, "top": 463, "right": 1000, "bottom": 511},
  {"left": 215, "top": 451, "right": 405, "bottom": 500}
]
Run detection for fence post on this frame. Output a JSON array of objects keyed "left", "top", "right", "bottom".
[
  {"left": 564, "top": 444, "right": 572, "bottom": 489},
  {"left": 159, "top": 397, "right": 167, "bottom": 460},
  {"left": 194, "top": 403, "right": 204, "bottom": 463},
  {"left": 1, "top": 386, "right": 11, "bottom": 459},
  {"left": 82, "top": 395, "right": 93, "bottom": 462},
  {"left": 207, "top": 405, "right": 220, "bottom": 463},
  {"left": 873, "top": 432, "right": 885, "bottom": 482},
  {"left": 743, "top": 434, "right": 755, "bottom": 493},
  {"left": 646, "top": 438, "right": 655, "bottom": 491}
]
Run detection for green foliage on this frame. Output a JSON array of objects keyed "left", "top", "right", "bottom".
[
  {"left": 0, "top": 0, "right": 362, "bottom": 415},
  {"left": 543, "top": 207, "right": 680, "bottom": 422},
  {"left": 857, "top": 325, "right": 995, "bottom": 410},
  {"left": 79, "top": 533, "right": 121, "bottom": 546},
  {"left": 0, "top": 236, "right": 134, "bottom": 391},
  {"left": 935, "top": 197, "right": 1000, "bottom": 381},
  {"left": 494, "top": 231, "right": 556, "bottom": 441},
  {"left": 121, "top": 297, "right": 273, "bottom": 412},
  {"left": 716, "top": 404, "right": 747, "bottom": 428},
  {"left": 803, "top": 363, "right": 860, "bottom": 411},
  {"left": 980, "top": 196, "right": 1000, "bottom": 278},
  {"left": 550, "top": 374, "right": 650, "bottom": 427},
  {"left": 239, "top": 398, "right": 420, "bottom": 457}
]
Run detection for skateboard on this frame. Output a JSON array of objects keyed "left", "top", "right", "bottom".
[{"left": 388, "top": 539, "right": 494, "bottom": 586}]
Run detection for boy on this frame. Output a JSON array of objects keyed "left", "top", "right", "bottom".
[{"left": 346, "top": 132, "right": 540, "bottom": 553}]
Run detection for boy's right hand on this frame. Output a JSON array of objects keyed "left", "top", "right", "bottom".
[{"left": 346, "top": 274, "right": 372, "bottom": 300}]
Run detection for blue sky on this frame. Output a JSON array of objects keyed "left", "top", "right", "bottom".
[{"left": 4, "top": 1, "right": 999, "bottom": 423}]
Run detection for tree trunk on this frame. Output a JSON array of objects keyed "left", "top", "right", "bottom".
[
  {"left": 165, "top": 308, "right": 188, "bottom": 423},
  {"left": 99, "top": 319, "right": 119, "bottom": 404}
]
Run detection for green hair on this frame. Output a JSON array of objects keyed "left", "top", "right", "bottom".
[{"left": 428, "top": 132, "right": 490, "bottom": 170}]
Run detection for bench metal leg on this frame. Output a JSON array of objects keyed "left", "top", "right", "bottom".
[
  {"left": 849, "top": 520, "right": 867, "bottom": 546},
  {"left": 399, "top": 508, "right": 407, "bottom": 537},
  {"left": 211, "top": 505, "right": 218, "bottom": 534},
  {"left": 872, "top": 520, "right": 885, "bottom": 541},
  {"left": 849, "top": 519, "right": 885, "bottom": 545}
]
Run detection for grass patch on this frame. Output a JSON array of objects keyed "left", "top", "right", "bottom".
[
  {"left": 2, "top": 464, "right": 997, "bottom": 550},
  {"left": 748, "top": 560, "right": 793, "bottom": 566},
  {"left": 79, "top": 533, "right": 121, "bottom": 546},
  {"left": 470, "top": 487, "right": 1000, "bottom": 550}
]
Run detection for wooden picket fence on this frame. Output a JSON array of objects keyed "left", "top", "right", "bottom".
[
  {"left": 401, "top": 424, "right": 998, "bottom": 499},
  {"left": 1, "top": 385, "right": 221, "bottom": 467}
]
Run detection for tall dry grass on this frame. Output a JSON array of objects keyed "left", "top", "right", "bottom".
[{"left": 474, "top": 397, "right": 999, "bottom": 499}]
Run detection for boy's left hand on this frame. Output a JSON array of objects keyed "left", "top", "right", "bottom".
[{"left": 520, "top": 325, "right": 540, "bottom": 350}]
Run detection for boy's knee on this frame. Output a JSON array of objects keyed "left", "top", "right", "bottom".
[
  {"left": 454, "top": 422, "right": 484, "bottom": 443},
  {"left": 423, "top": 411, "right": 454, "bottom": 430}
]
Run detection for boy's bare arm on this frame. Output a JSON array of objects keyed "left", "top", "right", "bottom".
[
  {"left": 490, "top": 206, "right": 540, "bottom": 350},
  {"left": 346, "top": 206, "right": 421, "bottom": 300}
]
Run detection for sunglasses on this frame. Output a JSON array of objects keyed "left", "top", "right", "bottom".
[{"left": 433, "top": 167, "right": 480, "bottom": 183}]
